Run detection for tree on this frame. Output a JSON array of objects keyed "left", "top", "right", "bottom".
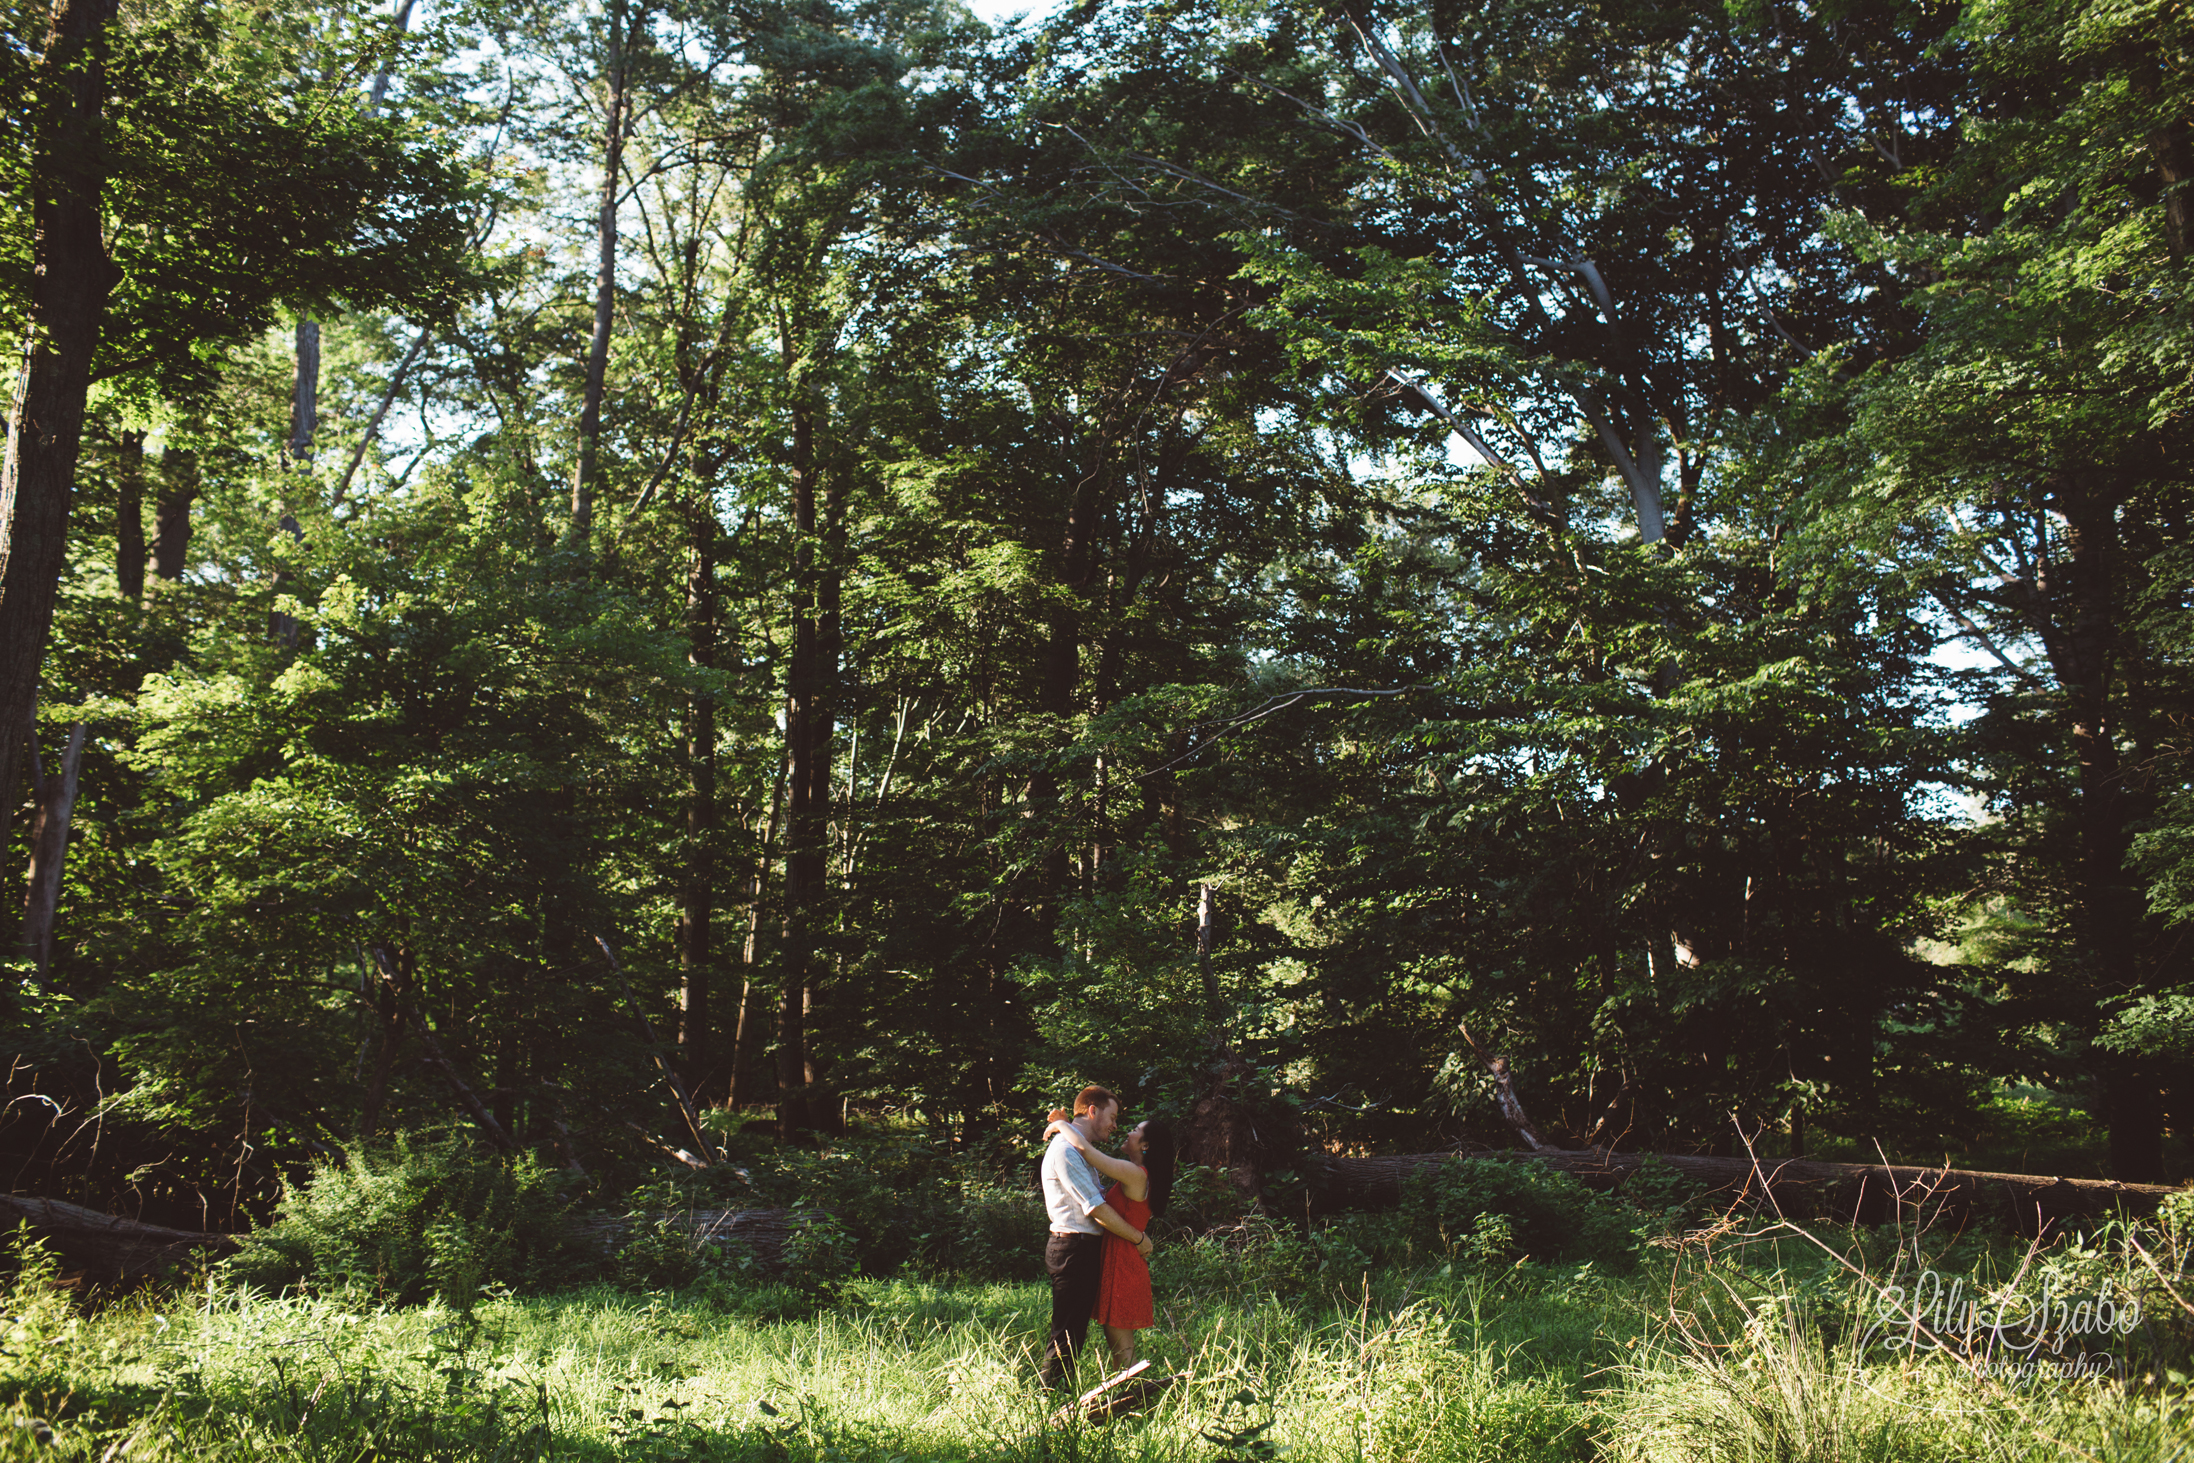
[
  {"left": 1810, "top": 0, "right": 2194, "bottom": 1179},
  {"left": 0, "top": 0, "right": 472, "bottom": 849}
]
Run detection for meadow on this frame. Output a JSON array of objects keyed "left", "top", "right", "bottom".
[{"left": 5, "top": 1205, "right": 2193, "bottom": 1463}]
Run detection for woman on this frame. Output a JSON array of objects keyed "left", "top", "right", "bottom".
[{"left": 1043, "top": 1110, "right": 1176, "bottom": 1370}]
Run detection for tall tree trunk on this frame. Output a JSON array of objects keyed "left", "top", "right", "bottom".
[
  {"left": 290, "top": 317, "right": 319, "bottom": 468},
  {"left": 1035, "top": 452, "right": 1099, "bottom": 911},
  {"left": 115, "top": 428, "right": 144, "bottom": 604},
  {"left": 809, "top": 456, "right": 845, "bottom": 1133},
  {"left": 150, "top": 447, "right": 196, "bottom": 582},
  {"left": 730, "top": 756, "right": 786, "bottom": 1110},
  {"left": 2044, "top": 473, "right": 2157, "bottom": 1181},
  {"left": 357, "top": 951, "right": 405, "bottom": 1144},
  {"left": 678, "top": 499, "right": 718, "bottom": 1092},
  {"left": 2127, "top": 50, "right": 2191, "bottom": 264},
  {"left": 777, "top": 391, "right": 843, "bottom": 1133},
  {"left": 19, "top": 721, "right": 85, "bottom": 982},
  {"left": 367, "top": 0, "right": 417, "bottom": 112},
  {"left": 268, "top": 511, "right": 304, "bottom": 650},
  {"left": 273, "top": 318, "right": 316, "bottom": 644},
  {"left": 0, "top": 0, "right": 117, "bottom": 854},
  {"left": 569, "top": 0, "right": 634, "bottom": 547},
  {"left": 1197, "top": 881, "right": 1219, "bottom": 1018}
]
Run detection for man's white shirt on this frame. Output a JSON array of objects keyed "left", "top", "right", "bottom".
[{"left": 1041, "top": 1130, "right": 1106, "bottom": 1234}]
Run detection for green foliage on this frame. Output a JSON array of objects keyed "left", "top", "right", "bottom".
[
  {"left": 719, "top": 1125, "right": 1049, "bottom": 1284},
  {"left": 911, "top": 1171, "right": 1047, "bottom": 1282},
  {"left": 224, "top": 1136, "right": 583, "bottom": 1309},
  {"left": 1621, "top": 1158, "right": 1718, "bottom": 1234},
  {"left": 0, "top": 1227, "right": 79, "bottom": 1401},
  {"left": 12, "top": 0, "right": 2194, "bottom": 1245},
  {"left": 1403, "top": 1158, "right": 1641, "bottom": 1272},
  {"left": 610, "top": 1190, "right": 722, "bottom": 1294},
  {"left": 779, "top": 1207, "right": 860, "bottom": 1302}
]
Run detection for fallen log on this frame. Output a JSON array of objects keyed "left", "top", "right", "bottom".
[
  {"left": 2, "top": 1198, "right": 806, "bottom": 1284},
  {"left": 1307, "top": 1149, "right": 2184, "bottom": 1232},
  {"left": 566, "top": 1207, "right": 801, "bottom": 1271},
  {"left": 0, "top": 1194, "right": 237, "bottom": 1279}
]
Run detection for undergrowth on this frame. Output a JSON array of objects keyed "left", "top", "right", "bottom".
[
  {"left": 4, "top": 1194, "right": 2194, "bottom": 1460},
  {"left": 9, "top": 1133, "right": 2194, "bottom": 1459}
]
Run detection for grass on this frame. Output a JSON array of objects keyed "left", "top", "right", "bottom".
[{"left": 3, "top": 1223, "right": 2192, "bottom": 1460}]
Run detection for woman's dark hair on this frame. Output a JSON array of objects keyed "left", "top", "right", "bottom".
[{"left": 1142, "top": 1120, "right": 1178, "bottom": 1217}]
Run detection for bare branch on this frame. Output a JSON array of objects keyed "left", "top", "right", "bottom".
[
  {"left": 1134, "top": 685, "right": 1427, "bottom": 780},
  {"left": 1385, "top": 369, "right": 1563, "bottom": 527},
  {"left": 1434, "top": 43, "right": 1482, "bottom": 135},
  {"left": 368, "top": 944, "right": 517, "bottom": 1153},
  {"left": 1577, "top": 392, "right": 1666, "bottom": 542},
  {"left": 332, "top": 329, "right": 431, "bottom": 508},
  {"left": 1933, "top": 591, "right": 2047, "bottom": 688}
]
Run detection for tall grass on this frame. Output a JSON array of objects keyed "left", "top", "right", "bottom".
[
  {"left": 1, "top": 1243, "right": 1612, "bottom": 1460},
  {"left": 1600, "top": 1215, "right": 2194, "bottom": 1463},
  {"left": 3, "top": 1214, "right": 2192, "bottom": 1459}
]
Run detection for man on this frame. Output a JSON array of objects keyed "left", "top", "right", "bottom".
[{"left": 1039, "top": 1085, "right": 1154, "bottom": 1386}]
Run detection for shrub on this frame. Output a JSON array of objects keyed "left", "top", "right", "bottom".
[
  {"left": 915, "top": 1170, "right": 1047, "bottom": 1280},
  {"left": 1402, "top": 1156, "right": 1640, "bottom": 1271},
  {"left": 612, "top": 1207, "right": 717, "bottom": 1291},
  {"left": 224, "top": 1134, "right": 585, "bottom": 1308},
  {"left": 651, "top": 1123, "right": 1051, "bottom": 1285},
  {"left": 1621, "top": 1156, "right": 1717, "bottom": 1232},
  {"left": 0, "top": 1226, "right": 77, "bottom": 1399},
  {"left": 1152, "top": 1215, "right": 1341, "bottom": 1299},
  {"left": 781, "top": 1205, "right": 861, "bottom": 1299},
  {"left": 1309, "top": 1209, "right": 1417, "bottom": 1278}
]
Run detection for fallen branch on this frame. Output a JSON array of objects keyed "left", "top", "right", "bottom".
[
  {"left": 594, "top": 934, "right": 719, "bottom": 1166},
  {"left": 624, "top": 1120, "right": 707, "bottom": 1171},
  {"left": 1056, "top": 1359, "right": 1170, "bottom": 1423},
  {"left": 1456, "top": 1021, "right": 1545, "bottom": 1151}
]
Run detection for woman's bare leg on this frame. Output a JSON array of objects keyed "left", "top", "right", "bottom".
[{"left": 1102, "top": 1323, "right": 1137, "bottom": 1370}]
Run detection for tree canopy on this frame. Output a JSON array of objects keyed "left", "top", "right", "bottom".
[{"left": 2, "top": 0, "right": 2188, "bottom": 1217}]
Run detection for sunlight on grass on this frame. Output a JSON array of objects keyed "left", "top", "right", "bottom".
[{"left": 3, "top": 1223, "right": 2192, "bottom": 1460}]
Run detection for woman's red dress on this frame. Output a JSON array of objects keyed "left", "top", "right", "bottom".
[{"left": 1091, "top": 1174, "right": 1153, "bottom": 1329}]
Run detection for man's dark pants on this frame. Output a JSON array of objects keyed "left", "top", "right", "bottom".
[{"left": 1041, "top": 1231, "right": 1104, "bottom": 1385}]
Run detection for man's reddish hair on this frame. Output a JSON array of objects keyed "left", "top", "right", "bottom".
[{"left": 1074, "top": 1086, "right": 1119, "bottom": 1117}]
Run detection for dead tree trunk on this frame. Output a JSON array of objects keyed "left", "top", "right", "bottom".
[
  {"left": 777, "top": 388, "right": 843, "bottom": 1134},
  {"left": 367, "top": 942, "right": 517, "bottom": 1153},
  {"left": 1457, "top": 1022, "right": 1547, "bottom": 1151},
  {"left": 595, "top": 934, "right": 717, "bottom": 1165},
  {"left": 567, "top": 1206, "right": 794, "bottom": 1270},
  {"left": 0, "top": 1193, "right": 235, "bottom": 1279},
  {"left": 19, "top": 720, "right": 85, "bottom": 981}
]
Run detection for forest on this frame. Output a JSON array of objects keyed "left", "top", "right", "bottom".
[
  {"left": 2, "top": 0, "right": 2192, "bottom": 1235},
  {"left": 5, "top": 0, "right": 2194, "bottom": 1457}
]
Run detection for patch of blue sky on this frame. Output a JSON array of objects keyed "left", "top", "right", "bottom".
[{"left": 961, "top": 0, "right": 1062, "bottom": 28}]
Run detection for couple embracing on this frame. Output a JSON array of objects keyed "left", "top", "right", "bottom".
[{"left": 1037, "top": 1085, "right": 1177, "bottom": 1387}]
